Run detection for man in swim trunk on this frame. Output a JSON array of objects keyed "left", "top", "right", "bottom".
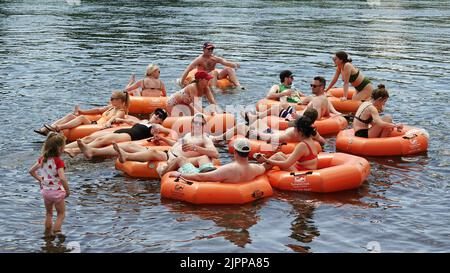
[{"left": 180, "top": 42, "right": 244, "bottom": 89}]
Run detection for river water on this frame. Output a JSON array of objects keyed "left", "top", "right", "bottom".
[{"left": 0, "top": 0, "right": 449, "bottom": 252}]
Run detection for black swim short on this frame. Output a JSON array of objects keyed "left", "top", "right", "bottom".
[{"left": 355, "top": 129, "right": 369, "bottom": 138}]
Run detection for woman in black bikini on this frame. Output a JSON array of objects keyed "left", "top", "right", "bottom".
[
  {"left": 64, "top": 108, "right": 175, "bottom": 158},
  {"left": 353, "top": 84, "right": 403, "bottom": 138}
]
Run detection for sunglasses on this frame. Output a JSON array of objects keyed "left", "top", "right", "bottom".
[
  {"left": 206, "top": 47, "right": 214, "bottom": 51},
  {"left": 310, "top": 84, "right": 321, "bottom": 88}
]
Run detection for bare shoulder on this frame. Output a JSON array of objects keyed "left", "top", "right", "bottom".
[{"left": 250, "top": 163, "right": 266, "bottom": 174}]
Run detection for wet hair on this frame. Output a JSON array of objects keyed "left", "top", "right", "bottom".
[
  {"left": 111, "top": 90, "right": 129, "bottom": 114},
  {"left": 371, "top": 84, "right": 389, "bottom": 100},
  {"left": 279, "top": 70, "right": 293, "bottom": 83},
  {"left": 314, "top": 76, "right": 326, "bottom": 87},
  {"left": 294, "top": 114, "right": 317, "bottom": 138},
  {"left": 335, "top": 51, "right": 352, "bottom": 63},
  {"left": 152, "top": 108, "right": 168, "bottom": 121},
  {"left": 41, "top": 132, "right": 66, "bottom": 164}
]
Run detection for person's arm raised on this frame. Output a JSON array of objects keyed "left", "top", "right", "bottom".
[
  {"left": 78, "top": 105, "right": 109, "bottom": 115},
  {"left": 124, "top": 80, "right": 142, "bottom": 93}
]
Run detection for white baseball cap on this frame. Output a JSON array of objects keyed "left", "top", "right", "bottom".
[{"left": 233, "top": 138, "right": 250, "bottom": 153}]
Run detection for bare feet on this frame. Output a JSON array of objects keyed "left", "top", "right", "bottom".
[
  {"left": 112, "top": 142, "right": 127, "bottom": 163},
  {"left": 44, "top": 124, "right": 60, "bottom": 132},
  {"left": 156, "top": 163, "right": 168, "bottom": 177},
  {"left": 34, "top": 127, "right": 49, "bottom": 136},
  {"left": 64, "top": 148, "right": 77, "bottom": 158},
  {"left": 73, "top": 105, "right": 80, "bottom": 115},
  {"left": 77, "top": 139, "right": 93, "bottom": 159}
]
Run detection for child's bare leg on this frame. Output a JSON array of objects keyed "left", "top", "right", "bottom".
[
  {"left": 53, "top": 199, "right": 65, "bottom": 234},
  {"left": 44, "top": 201, "right": 53, "bottom": 235}
]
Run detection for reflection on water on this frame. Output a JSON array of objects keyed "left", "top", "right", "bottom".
[
  {"left": 161, "top": 200, "right": 263, "bottom": 249},
  {"left": 0, "top": 0, "right": 449, "bottom": 252}
]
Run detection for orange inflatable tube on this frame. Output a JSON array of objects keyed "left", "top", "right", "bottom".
[
  {"left": 228, "top": 135, "right": 322, "bottom": 159},
  {"left": 263, "top": 113, "right": 348, "bottom": 135},
  {"left": 255, "top": 98, "right": 307, "bottom": 112},
  {"left": 327, "top": 87, "right": 362, "bottom": 113},
  {"left": 184, "top": 68, "right": 234, "bottom": 89},
  {"left": 162, "top": 113, "right": 235, "bottom": 135},
  {"left": 336, "top": 126, "right": 429, "bottom": 156},
  {"left": 266, "top": 152, "right": 370, "bottom": 193},
  {"left": 127, "top": 96, "right": 168, "bottom": 114},
  {"left": 160, "top": 173, "right": 273, "bottom": 205}
]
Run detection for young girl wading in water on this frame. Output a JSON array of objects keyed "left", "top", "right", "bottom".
[{"left": 29, "top": 133, "right": 70, "bottom": 237}]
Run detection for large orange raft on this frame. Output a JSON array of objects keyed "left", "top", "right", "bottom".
[
  {"left": 336, "top": 126, "right": 429, "bottom": 156},
  {"left": 127, "top": 96, "right": 168, "bottom": 114},
  {"left": 228, "top": 135, "right": 322, "bottom": 159},
  {"left": 263, "top": 113, "right": 348, "bottom": 135},
  {"left": 184, "top": 68, "right": 234, "bottom": 89},
  {"left": 160, "top": 173, "right": 273, "bottom": 205},
  {"left": 266, "top": 152, "right": 370, "bottom": 193},
  {"left": 162, "top": 113, "right": 235, "bottom": 135},
  {"left": 327, "top": 87, "right": 362, "bottom": 113}
]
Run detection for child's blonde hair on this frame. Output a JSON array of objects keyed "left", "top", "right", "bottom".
[{"left": 41, "top": 132, "right": 66, "bottom": 164}]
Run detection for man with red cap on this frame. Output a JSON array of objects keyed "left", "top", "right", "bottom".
[{"left": 179, "top": 42, "right": 244, "bottom": 90}]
